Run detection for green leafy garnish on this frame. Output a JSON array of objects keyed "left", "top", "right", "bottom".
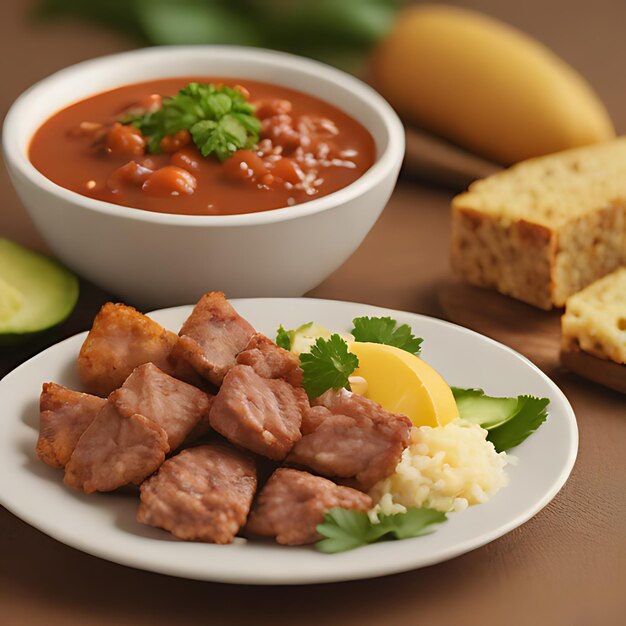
[
  {"left": 351, "top": 316, "right": 423, "bottom": 355},
  {"left": 316, "top": 507, "right": 447, "bottom": 553},
  {"left": 123, "top": 82, "right": 261, "bottom": 161},
  {"left": 275, "top": 322, "right": 314, "bottom": 351},
  {"left": 299, "top": 334, "right": 358, "bottom": 399},
  {"left": 486, "top": 396, "right": 550, "bottom": 452},
  {"left": 275, "top": 324, "right": 293, "bottom": 350},
  {"left": 452, "top": 387, "right": 549, "bottom": 452}
]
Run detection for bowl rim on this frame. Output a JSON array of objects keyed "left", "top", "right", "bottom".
[{"left": 3, "top": 45, "right": 405, "bottom": 228}]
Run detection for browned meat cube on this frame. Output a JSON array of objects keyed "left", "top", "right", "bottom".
[
  {"left": 36, "top": 383, "right": 106, "bottom": 469},
  {"left": 64, "top": 402, "right": 169, "bottom": 494},
  {"left": 77, "top": 302, "right": 200, "bottom": 396},
  {"left": 111, "top": 363, "right": 213, "bottom": 451},
  {"left": 236, "top": 333, "right": 303, "bottom": 386},
  {"left": 137, "top": 443, "right": 257, "bottom": 544},
  {"left": 209, "top": 365, "right": 308, "bottom": 460},
  {"left": 287, "top": 390, "right": 412, "bottom": 490},
  {"left": 246, "top": 468, "right": 372, "bottom": 545},
  {"left": 173, "top": 292, "right": 255, "bottom": 386}
]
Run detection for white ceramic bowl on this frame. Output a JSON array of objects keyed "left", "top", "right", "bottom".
[{"left": 3, "top": 46, "right": 404, "bottom": 309}]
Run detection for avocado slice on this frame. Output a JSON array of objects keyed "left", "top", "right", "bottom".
[
  {"left": 0, "top": 239, "right": 79, "bottom": 338},
  {"left": 451, "top": 387, "right": 518, "bottom": 429}
]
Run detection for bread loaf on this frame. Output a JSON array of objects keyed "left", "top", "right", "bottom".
[{"left": 451, "top": 139, "right": 626, "bottom": 309}]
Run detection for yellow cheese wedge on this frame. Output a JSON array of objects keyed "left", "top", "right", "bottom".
[{"left": 349, "top": 342, "right": 459, "bottom": 427}]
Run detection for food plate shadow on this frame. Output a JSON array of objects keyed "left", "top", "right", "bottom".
[
  {"left": 113, "top": 506, "right": 182, "bottom": 543},
  {"left": 19, "top": 438, "right": 62, "bottom": 485},
  {"left": 20, "top": 397, "right": 39, "bottom": 430}
]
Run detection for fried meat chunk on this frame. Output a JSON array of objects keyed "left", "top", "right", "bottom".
[
  {"left": 287, "top": 390, "right": 412, "bottom": 490},
  {"left": 77, "top": 302, "right": 198, "bottom": 396},
  {"left": 112, "top": 363, "right": 213, "bottom": 450},
  {"left": 246, "top": 468, "right": 372, "bottom": 545},
  {"left": 36, "top": 383, "right": 106, "bottom": 469},
  {"left": 236, "top": 333, "right": 303, "bottom": 386},
  {"left": 64, "top": 402, "right": 169, "bottom": 494},
  {"left": 209, "top": 365, "right": 307, "bottom": 460},
  {"left": 174, "top": 292, "right": 255, "bottom": 386},
  {"left": 137, "top": 443, "right": 257, "bottom": 544}
]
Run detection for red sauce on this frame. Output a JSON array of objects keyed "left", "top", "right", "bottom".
[{"left": 29, "top": 77, "right": 376, "bottom": 216}]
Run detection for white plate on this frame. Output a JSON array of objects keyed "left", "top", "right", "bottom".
[{"left": 0, "top": 298, "right": 578, "bottom": 585}]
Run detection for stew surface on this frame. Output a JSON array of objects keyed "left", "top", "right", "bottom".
[{"left": 29, "top": 77, "right": 376, "bottom": 216}]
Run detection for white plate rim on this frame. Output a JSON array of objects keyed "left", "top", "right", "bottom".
[{"left": 0, "top": 298, "right": 578, "bottom": 584}]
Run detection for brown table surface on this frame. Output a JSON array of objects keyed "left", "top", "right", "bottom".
[{"left": 1, "top": 2, "right": 624, "bottom": 625}]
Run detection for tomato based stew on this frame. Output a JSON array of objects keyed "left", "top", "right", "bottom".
[{"left": 29, "top": 77, "right": 376, "bottom": 216}]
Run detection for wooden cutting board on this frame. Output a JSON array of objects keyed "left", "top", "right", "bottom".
[
  {"left": 439, "top": 280, "right": 626, "bottom": 395},
  {"left": 439, "top": 280, "right": 562, "bottom": 374}
]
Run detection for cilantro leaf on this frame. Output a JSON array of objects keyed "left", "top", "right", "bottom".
[
  {"left": 191, "top": 115, "right": 252, "bottom": 161},
  {"left": 315, "top": 508, "right": 373, "bottom": 553},
  {"left": 316, "top": 507, "right": 447, "bottom": 553},
  {"left": 275, "top": 324, "right": 293, "bottom": 350},
  {"left": 351, "top": 316, "right": 423, "bottom": 355},
  {"left": 299, "top": 334, "right": 358, "bottom": 399},
  {"left": 452, "top": 387, "right": 549, "bottom": 452},
  {"left": 486, "top": 396, "right": 549, "bottom": 452},
  {"left": 124, "top": 82, "right": 260, "bottom": 161},
  {"left": 380, "top": 507, "right": 447, "bottom": 540}
]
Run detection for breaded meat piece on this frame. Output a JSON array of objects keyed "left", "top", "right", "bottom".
[
  {"left": 173, "top": 292, "right": 255, "bottom": 386},
  {"left": 64, "top": 402, "right": 169, "bottom": 494},
  {"left": 77, "top": 302, "right": 199, "bottom": 396},
  {"left": 236, "top": 333, "right": 303, "bottom": 386},
  {"left": 111, "top": 363, "right": 213, "bottom": 451},
  {"left": 287, "top": 389, "right": 412, "bottom": 490},
  {"left": 246, "top": 468, "right": 372, "bottom": 545},
  {"left": 37, "top": 383, "right": 106, "bottom": 469},
  {"left": 209, "top": 365, "right": 307, "bottom": 460},
  {"left": 137, "top": 443, "right": 257, "bottom": 544}
]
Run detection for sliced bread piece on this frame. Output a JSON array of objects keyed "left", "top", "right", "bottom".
[
  {"left": 560, "top": 267, "right": 626, "bottom": 393},
  {"left": 451, "top": 139, "right": 626, "bottom": 309}
]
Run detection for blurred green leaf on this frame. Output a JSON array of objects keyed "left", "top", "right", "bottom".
[
  {"left": 257, "top": 0, "right": 397, "bottom": 47},
  {"left": 33, "top": 0, "right": 404, "bottom": 73},
  {"left": 34, "top": 0, "right": 145, "bottom": 39},
  {"left": 134, "top": 0, "right": 259, "bottom": 46}
]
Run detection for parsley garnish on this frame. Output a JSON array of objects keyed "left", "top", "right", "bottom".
[
  {"left": 123, "top": 82, "right": 261, "bottom": 161},
  {"left": 452, "top": 387, "right": 549, "bottom": 452},
  {"left": 299, "top": 334, "right": 358, "bottom": 399},
  {"left": 316, "top": 507, "right": 447, "bottom": 553},
  {"left": 351, "top": 316, "right": 423, "bottom": 355},
  {"left": 486, "top": 396, "right": 549, "bottom": 451},
  {"left": 275, "top": 324, "right": 293, "bottom": 350}
]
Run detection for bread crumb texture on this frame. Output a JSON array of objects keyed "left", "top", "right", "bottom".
[
  {"left": 451, "top": 138, "right": 626, "bottom": 309},
  {"left": 561, "top": 267, "right": 626, "bottom": 364}
]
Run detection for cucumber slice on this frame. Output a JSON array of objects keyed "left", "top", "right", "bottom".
[
  {"left": 0, "top": 239, "right": 79, "bottom": 336},
  {"left": 451, "top": 387, "right": 518, "bottom": 429}
]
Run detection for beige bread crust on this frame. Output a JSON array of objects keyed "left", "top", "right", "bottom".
[
  {"left": 451, "top": 139, "right": 626, "bottom": 309},
  {"left": 451, "top": 205, "right": 555, "bottom": 309},
  {"left": 552, "top": 203, "right": 626, "bottom": 306}
]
